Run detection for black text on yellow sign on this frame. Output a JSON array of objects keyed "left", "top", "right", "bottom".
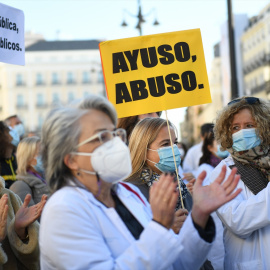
[{"left": 99, "top": 29, "right": 211, "bottom": 118}]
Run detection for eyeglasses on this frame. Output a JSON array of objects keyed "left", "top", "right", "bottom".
[
  {"left": 77, "top": 128, "right": 126, "bottom": 147},
  {"left": 227, "top": 97, "right": 260, "bottom": 106}
]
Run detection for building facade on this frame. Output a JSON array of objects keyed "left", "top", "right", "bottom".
[
  {"left": 241, "top": 3, "right": 270, "bottom": 98},
  {"left": 180, "top": 43, "right": 223, "bottom": 146},
  {"left": 0, "top": 39, "right": 105, "bottom": 132}
]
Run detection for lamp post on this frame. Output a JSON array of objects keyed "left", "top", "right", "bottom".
[
  {"left": 227, "top": 0, "right": 239, "bottom": 98},
  {"left": 121, "top": 0, "right": 159, "bottom": 36}
]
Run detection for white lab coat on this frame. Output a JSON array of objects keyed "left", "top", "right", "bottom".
[
  {"left": 40, "top": 181, "right": 213, "bottom": 270},
  {"left": 183, "top": 141, "right": 203, "bottom": 175},
  {"left": 197, "top": 163, "right": 225, "bottom": 270},
  {"left": 210, "top": 156, "right": 270, "bottom": 270}
]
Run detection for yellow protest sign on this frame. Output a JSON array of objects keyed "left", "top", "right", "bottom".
[{"left": 99, "top": 29, "right": 211, "bottom": 118}]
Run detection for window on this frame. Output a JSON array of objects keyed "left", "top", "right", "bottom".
[
  {"left": 36, "top": 73, "right": 44, "bottom": 85},
  {"left": 16, "top": 74, "right": 23, "bottom": 86},
  {"left": 38, "top": 114, "right": 43, "bottom": 129},
  {"left": 97, "top": 71, "right": 104, "bottom": 83},
  {"left": 68, "top": 92, "right": 75, "bottom": 102},
  {"left": 67, "top": 72, "right": 75, "bottom": 84},
  {"left": 52, "top": 93, "right": 60, "bottom": 103},
  {"left": 82, "top": 71, "right": 90, "bottom": 84},
  {"left": 52, "top": 73, "right": 59, "bottom": 84},
  {"left": 17, "top": 94, "right": 24, "bottom": 107},
  {"left": 37, "top": 94, "right": 44, "bottom": 106}
]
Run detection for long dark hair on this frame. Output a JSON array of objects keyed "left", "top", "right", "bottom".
[
  {"left": 199, "top": 131, "right": 215, "bottom": 166},
  {"left": 0, "top": 121, "right": 12, "bottom": 159}
]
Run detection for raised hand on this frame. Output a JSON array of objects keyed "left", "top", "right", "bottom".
[
  {"left": 0, "top": 194, "right": 8, "bottom": 242},
  {"left": 183, "top": 172, "right": 195, "bottom": 182},
  {"left": 186, "top": 178, "right": 195, "bottom": 195},
  {"left": 192, "top": 165, "right": 242, "bottom": 229},
  {"left": 150, "top": 173, "right": 178, "bottom": 229},
  {"left": 171, "top": 208, "right": 188, "bottom": 234},
  {"left": 15, "top": 194, "right": 47, "bottom": 240}
]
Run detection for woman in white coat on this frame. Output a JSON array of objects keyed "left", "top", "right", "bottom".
[
  {"left": 39, "top": 95, "right": 241, "bottom": 270},
  {"left": 196, "top": 132, "right": 224, "bottom": 270},
  {"left": 210, "top": 96, "right": 270, "bottom": 270}
]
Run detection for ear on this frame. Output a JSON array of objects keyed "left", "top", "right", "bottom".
[
  {"left": 29, "top": 157, "right": 37, "bottom": 166},
  {"left": 64, "top": 154, "right": 79, "bottom": 171}
]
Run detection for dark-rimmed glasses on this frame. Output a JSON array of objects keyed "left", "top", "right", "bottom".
[
  {"left": 227, "top": 97, "right": 260, "bottom": 106},
  {"left": 77, "top": 128, "right": 126, "bottom": 147}
]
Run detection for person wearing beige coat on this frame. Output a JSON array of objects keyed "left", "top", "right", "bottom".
[{"left": 0, "top": 177, "right": 46, "bottom": 269}]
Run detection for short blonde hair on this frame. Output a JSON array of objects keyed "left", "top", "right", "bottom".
[
  {"left": 126, "top": 118, "right": 174, "bottom": 183},
  {"left": 17, "top": 136, "right": 40, "bottom": 175}
]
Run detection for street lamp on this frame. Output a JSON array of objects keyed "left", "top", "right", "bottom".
[{"left": 121, "top": 0, "right": 159, "bottom": 36}]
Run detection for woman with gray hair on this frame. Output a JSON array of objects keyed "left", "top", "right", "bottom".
[{"left": 39, "top": 94, "right": 241, "bottom": 270}]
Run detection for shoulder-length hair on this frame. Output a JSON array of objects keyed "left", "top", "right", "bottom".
[
  {"left": 41, "top": 107, "right": 88, "bottom": 193},
  {"left": 42, "top": 94, "right": 119, "bottom": 193},
  {"left": 126, "top": 117, "right": 175, "bottom": 183},
  {"left": 199, "top": 131, "right": 214, "bottom": 166},
  {"left": 17, "top": 136, "right": 40, "bottom": 175},
  {"left": 71, "top": 94, "right": 117, "bottom": 126},
  {"left": 214, "top": 97, "right": 270, "bottom": 150},
  {"left": 0, "top": 121, "right": 12, "bottom": 159}
]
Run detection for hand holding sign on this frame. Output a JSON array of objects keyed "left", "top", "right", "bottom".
[{"left": 99, "top": 29, "right": 211, "bottom": 118}]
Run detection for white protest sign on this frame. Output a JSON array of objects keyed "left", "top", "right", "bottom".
[{"left": 0, "top": 2, "right": 25, "bottom": 65}]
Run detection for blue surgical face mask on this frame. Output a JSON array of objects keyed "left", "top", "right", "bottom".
[
  {"left": 232, "top": 128, "right": 261, "bottom": 152},
  {"left": 216, "top": 145, "right": 229, "bottom": 159},
  {"left": 33, "top": 156, "right": 44, "bottom": 174},
  {"left": 13, "top": 123, "right": 25, "bottom": 138},
  {"left": 147, "top": 144, "right": 181, "bottom": 172},
  {"left": 9, "top": 127, "right": 20, "bottom": 147}
]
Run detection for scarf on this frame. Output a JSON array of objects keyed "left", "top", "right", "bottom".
[
  {"left": 209, "top": 154, "right": 222, "bottom": 168},
  {"left": 227, "top": 145, "right": 270, "bottom": 182},
  {"left": 140, "top": 168, "right": 190, "bottom": 210}
]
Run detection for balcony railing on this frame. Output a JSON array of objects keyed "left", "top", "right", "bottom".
[
  {"left": 36, "top": 103, "right": 48, "bottom": 108},
  {"left": 250, "top": 83, "right": 267, "bottom": 95},
  {"left": 243, "top": 53, "right": 270, "bottom": 75},
  {"left": 36, "top": 81, "right": 45, "bottom": 86},
  {"left": 16, "top": 82, "right": 26, "bottom": 87},
  {"left": 16, "top": 104, "right": 28, "bottom": 109}
]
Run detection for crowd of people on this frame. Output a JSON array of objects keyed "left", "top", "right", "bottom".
[{"left": 0, "top": 94, "right": 269, "bottom": 269}]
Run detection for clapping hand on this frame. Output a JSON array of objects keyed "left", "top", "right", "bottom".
[
  {"left": 192, "top": 165, "right": 242, "bottom": 229},
  {"left": 150, "top": 173, "right": 178, "bottom": 229},
  {"left": 0, "top": 194, "right": 8, "bottom": 242},
  {"left": 15, "top": 194, "right": 47, "bottom": 240},
  {"left": 171, "top": 208, "right": 188, "bottom": 234}
]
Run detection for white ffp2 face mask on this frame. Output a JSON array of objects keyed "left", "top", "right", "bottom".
[{"left": 73, "top": 137, "right": 132, "bottom": 183}]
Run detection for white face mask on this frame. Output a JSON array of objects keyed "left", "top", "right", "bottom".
[{"left": 72, "top": 137, "right": 132, "bottom": 183}]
